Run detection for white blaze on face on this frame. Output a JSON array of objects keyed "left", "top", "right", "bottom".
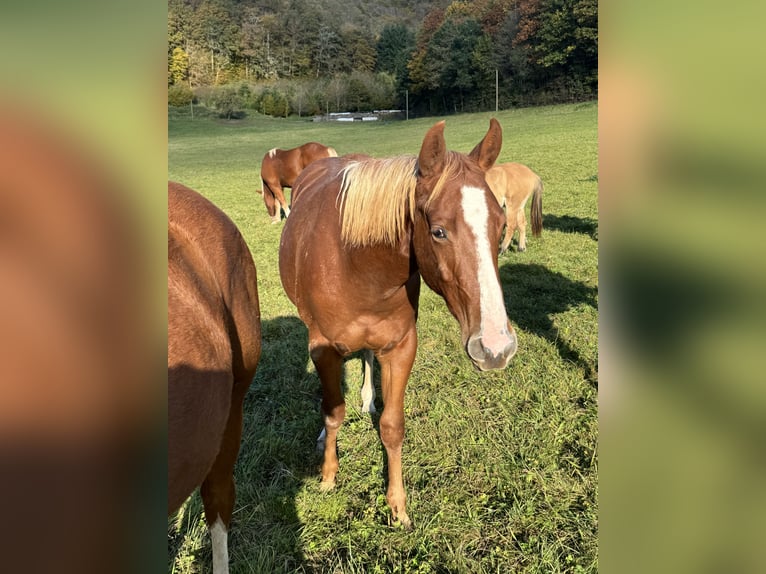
[
  {"left": 460, "top": 186, "right": 510, "bottom": 354},
  {"left": 210, "top": 517, "right": 229, "bottom": 574}
]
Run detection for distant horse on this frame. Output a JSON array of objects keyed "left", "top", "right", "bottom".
[
  {"left": 168, "top": 181, "right": 262, "bottom": 574},
  {"left": 279, "top": 119, "right": 517, "bottom": 527},
  {"left": 484, "top": 162, "right": 543, "bottom": 253},
  {"left": 258, "top": 142, "right": 338, "bottom": 223}
]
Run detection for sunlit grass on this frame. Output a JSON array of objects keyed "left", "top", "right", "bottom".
[{"left": 168, "top": 101, "right": 597, "bottom": 573}]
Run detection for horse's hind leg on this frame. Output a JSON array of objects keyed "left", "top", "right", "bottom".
[
  {"left": 310, "top": 341, "right": 346, "bottom": 490},
  {"left": 199, "top": 387, "right": 247, "bottom": 574},
  {"left": 516, "top": 206, "right": 528, "bottom": 252},
  {"left": 360, "top": 349, "right": 376, "bottom": 414}
]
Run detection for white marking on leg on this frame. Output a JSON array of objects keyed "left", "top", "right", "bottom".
[
  {"left": 316, "top": 426, "right": 327, "bottom": 452},
  {"left": 460, "top": 186, "right": 512, "bottom": 355},
  {"left": 360, "top": 349, "right": 376, "bottom": 413},
  {"left": 210, "top": 517, "right": 229, "bottom": 574}
]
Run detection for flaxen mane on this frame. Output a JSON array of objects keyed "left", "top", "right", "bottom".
[{"left": 337, "top": 152, "right": 466, "bottom": 247}]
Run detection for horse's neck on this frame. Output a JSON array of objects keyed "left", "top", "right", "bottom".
[{"left": 346, "top": 237, "right": 415, "bottom": 293}]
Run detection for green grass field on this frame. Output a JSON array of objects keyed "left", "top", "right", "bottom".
[{"left": 168, "top": 102, "right": 598, "bottom": 573}]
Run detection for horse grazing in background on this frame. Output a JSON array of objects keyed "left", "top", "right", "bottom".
[
  {"left": 168, "top": 181, "right": 262, "bottom": 574},
  {"left": 279, "top": 119, "right": 517, "bottom": 527},
  {"left": 484, "top": 162, "right": 543, "bottom": 253},
  {"left": 259, "top": 142, "right": 338, "bottom": 223}
]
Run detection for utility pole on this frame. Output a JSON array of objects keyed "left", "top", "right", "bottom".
[
  {"left": 495, "top": 69, "right": 499, "bottom": 113},
  {"left": 406, "top": 89, "right": 409, "bottom": 121}
]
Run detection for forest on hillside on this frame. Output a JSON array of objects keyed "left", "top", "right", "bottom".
[{"left": 168, "top": 0, "right": 597, "bottom": 117}]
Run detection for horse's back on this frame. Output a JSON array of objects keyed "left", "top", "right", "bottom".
[
  {"left": 289, "top": 155, "right": 349, "bottom": 208},
  {"left": 261, "top": 143, "right": 337, "bottom": 190},
  {"left": 485, "top": 165, "right": 510, "bottom": 207},
  {"left": 168, "top": 179, "right": 261, "bottom": 391},
  {"left": 487, "top": 163, "right": 540, "bottom": 205},
  {"left": 300, "top": 141, "right": 335, "bottom": 159},
  {"left": 168, "top": 181, "right": 261, "bottom": 514},
  {"left": 279, "top": 158, "right": 345, "bottom": 301}
]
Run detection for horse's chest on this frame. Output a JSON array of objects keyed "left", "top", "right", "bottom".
[{"left": 322, "top": 306, "right": 415, "bottom": 356}]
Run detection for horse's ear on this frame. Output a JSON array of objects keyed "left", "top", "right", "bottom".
[
  {"left": 468, "top": 118, "right": 502, "bottom": 172},
  {"left": 418, "top": 121, "right": 447, "bottom": 179}
]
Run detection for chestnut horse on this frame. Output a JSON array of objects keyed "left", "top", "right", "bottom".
[
  {"left": 279, "top": 120, "right": 517, "bottom": 527},
  {"left": 168, "top": 182, "right": 262, "bottom": 574},
  {"left": 484, "top": 162, "right": 543, "bottom": 253},
  {"left": 259, "top": 141, "right": 338, "bottom": 223}
]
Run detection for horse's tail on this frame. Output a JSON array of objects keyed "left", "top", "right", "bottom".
[{"left": 530, "top": 176, "right": 543, "bottom": 237}]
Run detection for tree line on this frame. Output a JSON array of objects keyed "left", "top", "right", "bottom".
[{"left": 168, "top": 0, "right": 597, "bottom": 117}]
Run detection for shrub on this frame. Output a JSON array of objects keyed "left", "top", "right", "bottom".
[
  {"left": 168, "top": 84, "right": 194, "bottom": 107},
  {"left": 259, "top": 87, "right": 290, "bottom": 118},
  {"left": 213, "top": 86, "right": 246, "bottom": 119}
]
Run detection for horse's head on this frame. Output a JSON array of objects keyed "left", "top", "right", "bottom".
[{"left": 413, "top": 119, "right": 517, "bottom": 371}]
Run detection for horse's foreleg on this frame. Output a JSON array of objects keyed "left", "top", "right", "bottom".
[
  {"left": 310, "top": 342, "right": 346, "bottom": 490},
  {"left": 377, "top": 328, "right": 417, "bottom": 528},
  {"left": 272, "top": 186, "right": 291, "bottom": 220},
  {"left": 262, "top": 180, "right": 281, "bottom": 223},
  {"left": 361, "top": 349, "right": 376, "bottom": 414},
  {"left": 500, "top": 204, "right": 516, "bottom": 254}
]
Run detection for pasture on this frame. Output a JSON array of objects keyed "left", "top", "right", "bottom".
[{"left": 168, "top": 102, "right": 598, "bottom": 573}]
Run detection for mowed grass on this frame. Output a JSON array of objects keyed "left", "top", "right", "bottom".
[{"left": 168, "top": 102, "right": 598, "bottom": 573}]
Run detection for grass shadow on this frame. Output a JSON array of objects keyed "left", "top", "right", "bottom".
[
  {"left": 542, "top": 213, "right": 598, "bottom": 240},
  {"left": 501, "top": 262, "right": 598, "bottom": 386},
  {"left": 168, "top": 315, "right": 317, "bottom": 573},
  {"left": 236, "top": 315, "right": 315, "bottom": 572}
]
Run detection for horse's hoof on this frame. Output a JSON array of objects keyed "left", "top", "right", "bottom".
[
  {"left": 517, "top": 246, "right": 526, "bottom": 252},
  {"left": 361, "top": 402, "right": 377, "bottom": 414},
  {"left": 393, "top": 512, "right": 412, "bottom": 530},
  {"left": 319, "top": 480, "right": 336, "bottom": 492}
]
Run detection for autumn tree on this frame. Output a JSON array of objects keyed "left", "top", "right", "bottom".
[
  {"left": 338, "top": 25, "right": 377, "bottom": 74},
  {"left": 167, "top": 0, "right": 596, "bottom": 114},
  {"left": 189, "top": 0, "right": 241, "bottom": 84},
  {"left": 169, "top": 47, "right": 190, "bottom": 86}
]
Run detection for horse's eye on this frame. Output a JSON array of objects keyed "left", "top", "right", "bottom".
[{"left": 431, "top": 226, "right": 448, "bottom": 241}]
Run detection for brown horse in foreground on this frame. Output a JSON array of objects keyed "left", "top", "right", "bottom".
[
  {"left": 259, "top": 141, "right": 338, "bottom": 223},
  {"left": 168, "top": 182, "right": 262, "bottom": 574},
  {"left": 279, "top": 119, "right": 517, "bottom": 527},
  {"left": 484, "top": 162, "right": 543, "bottom": 253}
]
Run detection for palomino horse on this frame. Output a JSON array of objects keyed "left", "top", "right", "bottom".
[
  {"left": 279, "top": 119, "right": 517, "bottom": 527},
  {"left": 168, "top": 181, "right": 262, "bottom": 574},
  {"left": 259, "top": 141, "right": 338, "bottom": 223},
  {"left": 484, "top": 162, "right": 543, "bottom": 253}
]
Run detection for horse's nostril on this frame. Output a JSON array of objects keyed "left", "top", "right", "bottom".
[
  {"left": 506, "top": 334, "right": 518, "bottom": 356},
  {"left": 467, "top": 331, "right": 516, "bottom": 371}
]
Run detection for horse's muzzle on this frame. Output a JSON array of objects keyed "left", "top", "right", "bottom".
[{"left": 466, "top": 328, "right": 517, "bottom": 371}]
